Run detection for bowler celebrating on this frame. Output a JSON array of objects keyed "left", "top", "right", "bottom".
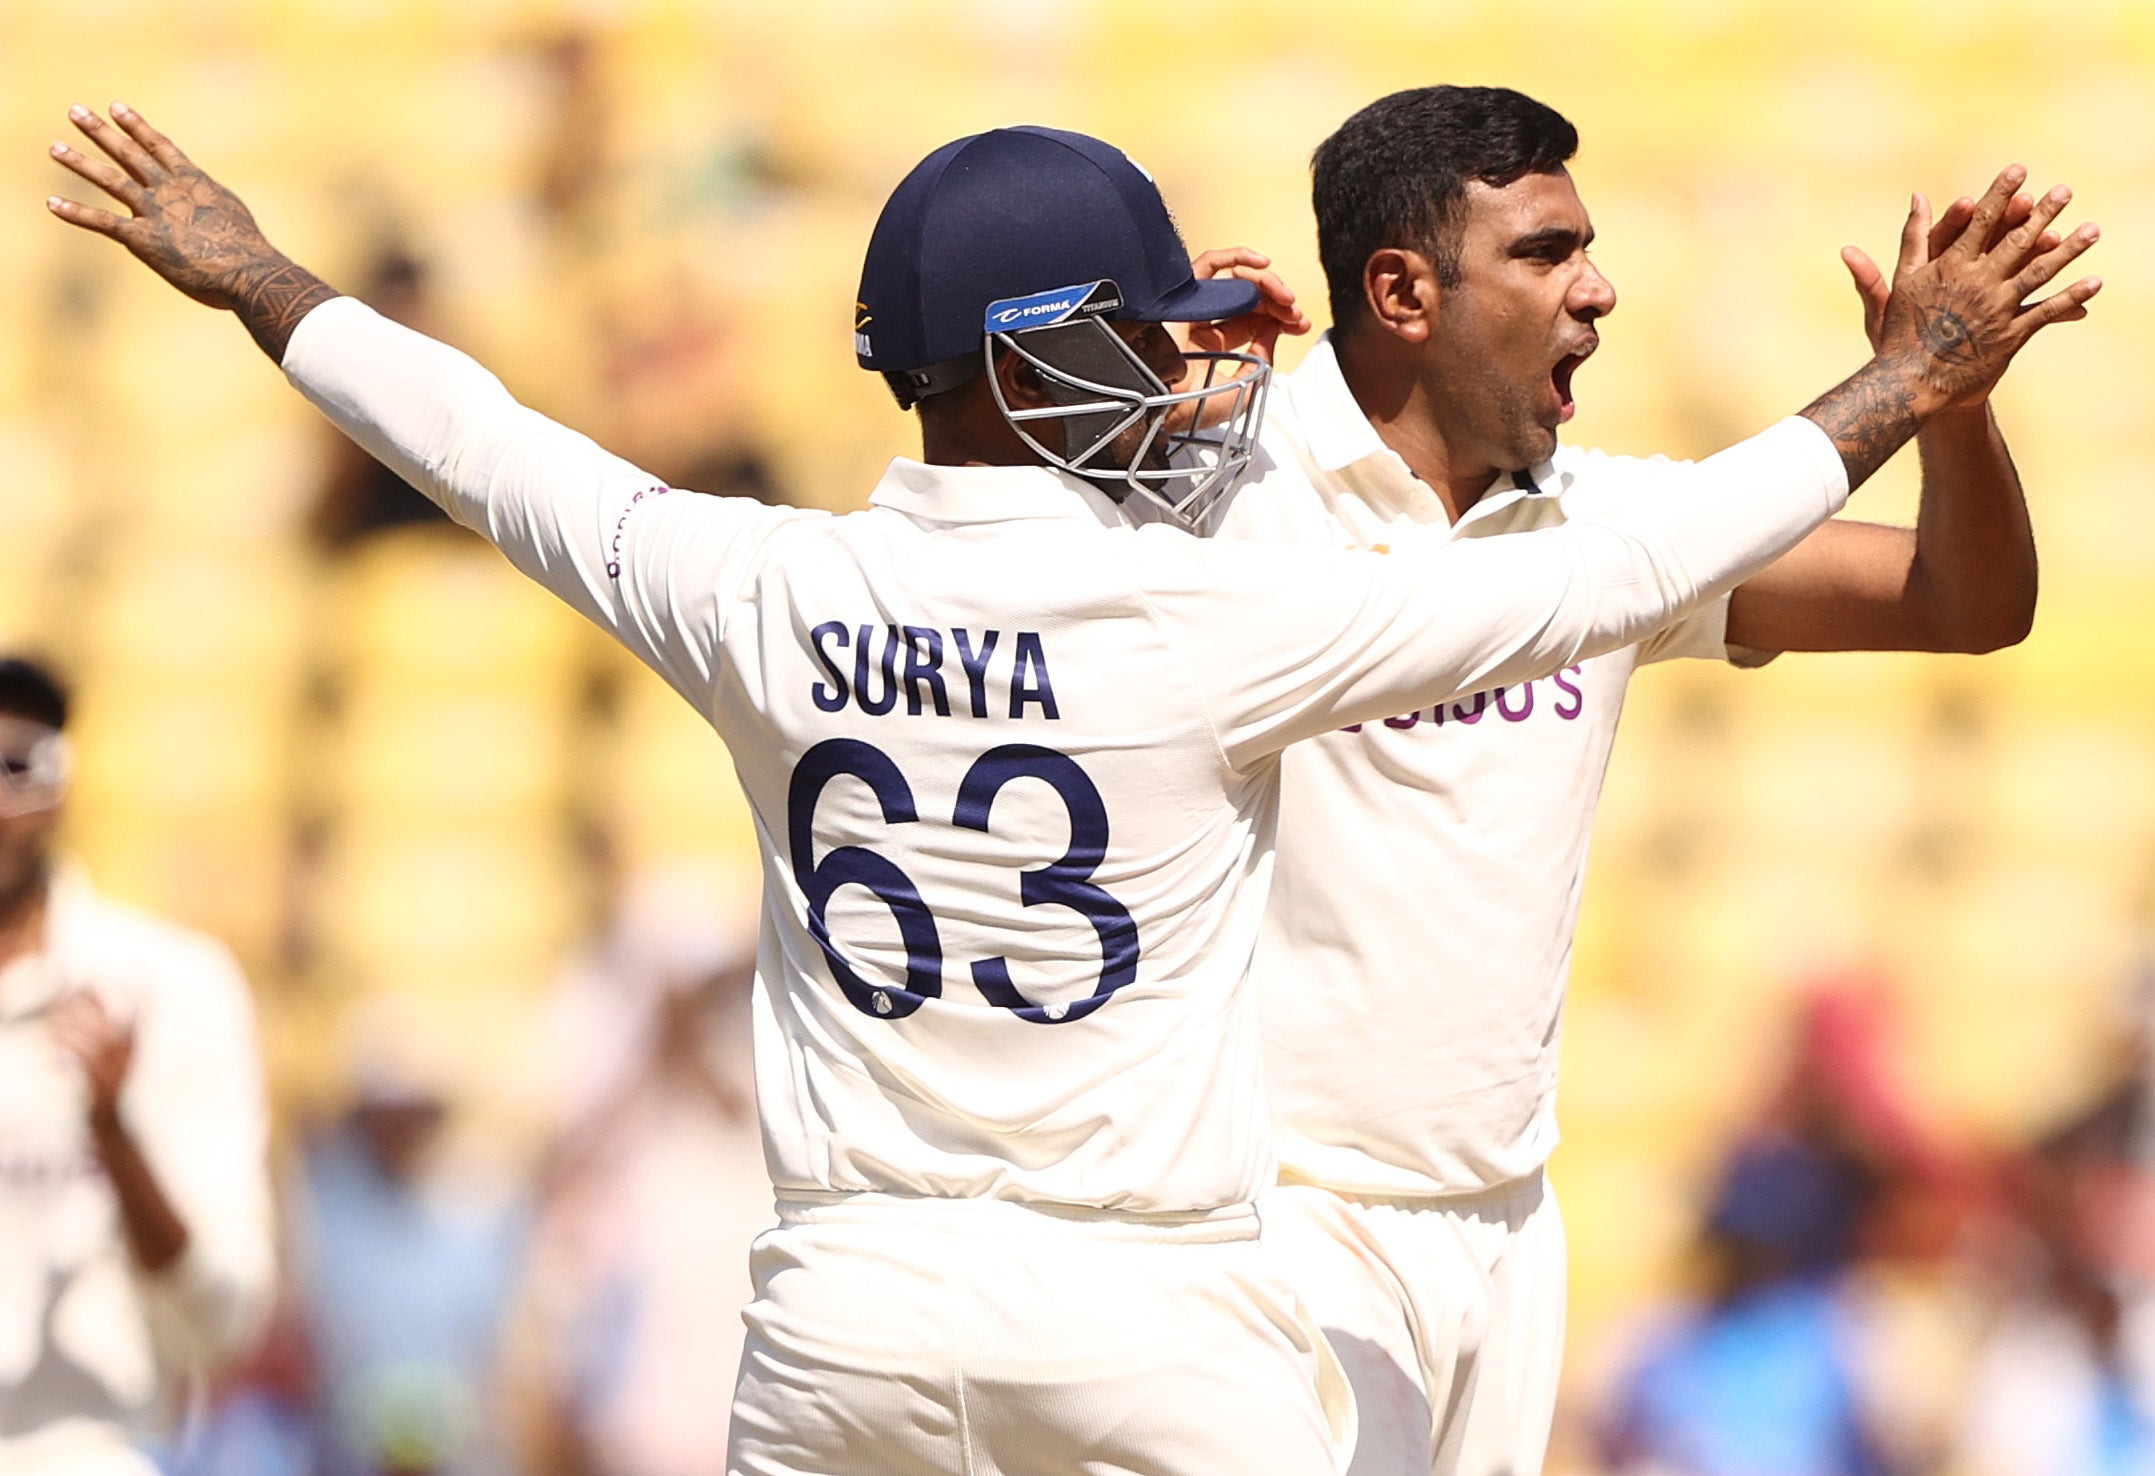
[{"left": 1203, "top": 86, "right": 2100, "bottom": 1476}]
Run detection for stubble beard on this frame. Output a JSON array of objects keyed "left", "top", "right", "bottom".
[
  {"left": 1426, "top": 337, "right": 1563, "bottom": 486},
  {"left": 1473, "top": 369, "right": 1561, "bottom": 478}
]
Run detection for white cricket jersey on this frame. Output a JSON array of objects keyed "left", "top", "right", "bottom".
[
  {"left": 1222, "top": 335, "right": 1792, "bottom": 1198},
  {"left": 0, "top": 866, "right": 273, "bottom": 1471},
  {"left": 282, "top": 298, "right": 1844, "bottom": 1217}
]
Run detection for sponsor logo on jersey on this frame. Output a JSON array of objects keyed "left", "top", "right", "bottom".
[
  {"left": 0, "top": 1145, "right": 103, "bottom": 1191},
  {"left": 605, "top": 484, "right": 674, "bottom": 580},
  {"left": 983, "top": 279, "right": 1123, "bottom": 332},
  {"left": 1339, "top": 666, "right": 1587, "bottom": 734}
]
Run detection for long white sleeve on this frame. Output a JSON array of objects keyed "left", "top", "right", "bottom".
[
  {"left": 1157, "top": 416, "right": 1848, "bottom": 767},
  {"left": 281, "top": 296, "right": 817, "bottom": 711}
]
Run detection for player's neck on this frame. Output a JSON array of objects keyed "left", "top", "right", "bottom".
[
  {"left": 0, "top": 864, "right": 49, "bottom": 973},
  {"left": 1333, "top": 334, "right": 1502, "bottom": 524},
  {"left": 919, "top": 440, "right": 1035, "bottom": 470},
  {"left": 918, "top": 390, "right": 1040, "bottom": 470}
]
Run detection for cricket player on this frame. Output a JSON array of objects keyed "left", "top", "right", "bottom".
[
  {"left": 48, "top": 102, "right": 2067, "bottom": 1475},
  {"left": 1194, "top": 86, "right": 2102, "bottom": 1476},
  {"left": 0, "top": 657, "right": 274, "bottom": 1475}
]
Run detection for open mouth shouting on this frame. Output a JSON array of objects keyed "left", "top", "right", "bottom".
[{"left": 1550, "top": 334, "right": 1597, "bottom": 424}]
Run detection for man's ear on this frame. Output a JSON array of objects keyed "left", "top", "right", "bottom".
[
  {"left": 992, "top": 343, "right": 1052, "bottom": 409},
  {"left": 1361, "top": 248, "right": 1441, "bottom": 345}
]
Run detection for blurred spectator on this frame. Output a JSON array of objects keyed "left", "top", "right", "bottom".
[
  {"left": 532, "top": 31, "right": 611, "bottom": 233},
  {"left": 305, "top": 248, "right": 459, "bottom": 552},
  {"left": 1601, "top": 983, "right": 1979, "bottom": 1476},
  {"left": 1604, "top": 1138, "right": 1885, "bottom": 1476},
  {"left": 529, "top": 26, "right": 791, "bottom": 507},
  {"left": 164, "top": 1309, "right": 312, "bottom": 1476},
  {"left": 507, "top": 864, "right": 766, "bottom": 1476},
  {"left": 0, "top": 657, "right": 274, "bottom": 1474},
  {"left": 1953, "top": 1022, "right": 2155, "bottom": 1476},
  {"left": 295, "top": 998, "right": 526, "bottom": 1476}
]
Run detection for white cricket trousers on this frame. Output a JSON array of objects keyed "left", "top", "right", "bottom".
[
  {"left": 1259, "top": 1173, "right": 1566, "bottom": 1476},
  {"left": 727, "top": 1195, "right": 1355, "bottom": 1476}
]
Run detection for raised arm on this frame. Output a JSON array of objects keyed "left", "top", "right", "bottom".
[
  {"left": 1175, "top": 414, "right": 1849, "bottom": 766},
  {"left": 1184, "top": 169, "right": 2099, "bottom": 764},
  {"left": 1725, "top": 183, "right": 2090, "bottom": 653},
  {"left": 48, "top": 103, "right": 808, "bottom": 710}
]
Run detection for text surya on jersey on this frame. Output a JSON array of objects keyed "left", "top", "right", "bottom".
[{"left": 809, "top": 623, "right": 1061, "bottom": 720}]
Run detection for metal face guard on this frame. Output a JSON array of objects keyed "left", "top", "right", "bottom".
[{"left": 986, "top": 315, "right": 1270, "bottom": 532}]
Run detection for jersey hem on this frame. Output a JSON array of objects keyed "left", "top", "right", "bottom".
[{"left": 774, "top": 1191, "right": 1262, "bottom": 1242}]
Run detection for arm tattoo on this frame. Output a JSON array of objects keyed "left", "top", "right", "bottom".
[
  {"left": 128, "top": 173, "right": 337, "bottom": 362},
  {"left": 1800, "top": 357, "right": 1921, "bottom": 492},
  {"left": 226, "top": 257, "right": 338, "bottom": 363}
]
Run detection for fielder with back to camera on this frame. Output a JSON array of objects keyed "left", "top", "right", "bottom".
[
  {"left": 1195, "top": 85, "right": 2100, "bottom": 1476},
  {"left": 48, "top": 96, "right": 2085, "bottom": 1475}
]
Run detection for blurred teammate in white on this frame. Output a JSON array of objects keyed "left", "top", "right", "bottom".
[
  {"left": 1194, "top": 86, "right": 2102, "bottom": 1476},
  {"left": 0, "top": 657, "right": 273, "bottom": 1475},
  {"left": 48, "top": 101, "right": 2061, "bottom": 1475}
]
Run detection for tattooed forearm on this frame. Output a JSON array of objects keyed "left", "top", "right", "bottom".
[
  {"left": 223, "top": 255, "right": 338, "bottom": 362},
  {"left": 1800, "top": 356, "right": 1923, "bottom": 492}
]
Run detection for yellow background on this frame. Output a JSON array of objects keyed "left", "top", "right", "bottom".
[{"left": 2, "top": 0, "right": 2149, "bottom": 1450}]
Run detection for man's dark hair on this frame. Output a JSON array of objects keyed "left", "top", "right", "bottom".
[
  {"left": 0, "top": 657, "right": 68, "bottom": 730},
  {"left": 1312, "top": 86, "right": 1578, "bottom": 334}
]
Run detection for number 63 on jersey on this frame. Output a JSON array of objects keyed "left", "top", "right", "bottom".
[{"left": 787, "top": 738, "right": 1140, "bottom": 1025}]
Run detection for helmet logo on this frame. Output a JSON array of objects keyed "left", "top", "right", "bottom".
[{"left": 983, "top": 280, "right": 1123, "bottom": 332}]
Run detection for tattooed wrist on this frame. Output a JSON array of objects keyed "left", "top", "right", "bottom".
[
  {"left": 220, "top": 254, "right": 338, "bottom": 362},
  {"left": 1800, "top": 356, "right": 1924, "bottom": 492}
]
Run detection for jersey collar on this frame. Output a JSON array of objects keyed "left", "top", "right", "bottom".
[
  {"left": 0, "top": 861, "right": 92, "bottom": 1022},
  {"left": 1476, "top": 459, "right": 1564, "bottom": 520},
  {"left": 1285, "top": 335, "right": 1388, "bottom": 474},
  {"left": 869, "top": 458, "right": 1134, "bottom": 526},
  {"left": 1287, "top": 334, "right": 1561, "bottom": 506}
]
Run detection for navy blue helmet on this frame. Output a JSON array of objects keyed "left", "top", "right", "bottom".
[{"left": 855, "top": 127, "right": 1269, "bottom": 529}]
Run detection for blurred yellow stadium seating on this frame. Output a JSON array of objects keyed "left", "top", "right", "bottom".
[{"left": 3, "top": 0, "right": 2151, "bottom": 1438}]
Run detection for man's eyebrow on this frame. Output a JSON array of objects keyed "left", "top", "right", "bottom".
[{"left": 1508, "top": 225, "right": 1592, "bottom": 255}]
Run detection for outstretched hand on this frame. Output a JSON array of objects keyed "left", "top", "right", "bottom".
[
  {"left": 1864, "top": 166, "right": 2099, "bottom": 416},
  {"left": 47, "top": 102, "right": 336, "bottom": 360}
]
